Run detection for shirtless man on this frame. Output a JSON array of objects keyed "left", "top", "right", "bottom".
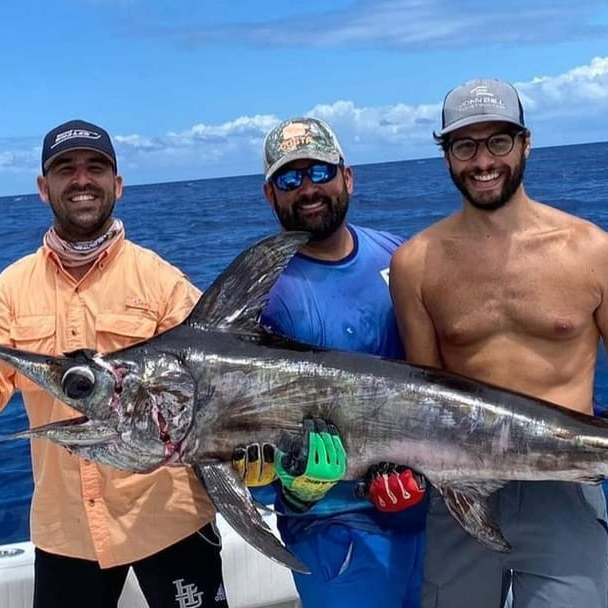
[{"left": 390, "top": 78, "right": 608, "bottom": 608}]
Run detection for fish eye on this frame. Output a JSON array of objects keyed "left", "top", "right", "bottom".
[{"left": 61, "top": 366, "right": 96, "bottom": 398}]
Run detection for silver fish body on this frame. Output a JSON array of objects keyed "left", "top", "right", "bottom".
[{"left": 2, "top": 231, "right": 608, "bottom": 571}]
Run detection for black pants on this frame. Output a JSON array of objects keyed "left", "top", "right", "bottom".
[{"left": 33, "top": 522, "right": 229, "bottom": 608}]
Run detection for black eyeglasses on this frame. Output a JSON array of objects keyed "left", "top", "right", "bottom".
[
  {"left": 449, "top": 131, "right": 525, "bottom": 161},
  {"left": 271, "top": 162, "right": 340, "bottom": 192}
]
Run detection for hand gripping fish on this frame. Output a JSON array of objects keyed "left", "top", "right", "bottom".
[{"left": 2, "top": 232, "right": 608, "bottom": 573}]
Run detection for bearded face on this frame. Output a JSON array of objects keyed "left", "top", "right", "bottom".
[
  {"left": 271, "top": 180, "right": 350, "bottom": 239},
  {"left": 445, "top": 124, "right": 528, "bottom": 212},
  {"left": 267, "top": 162, "right": 351, "bottom": 240},
  {"left": 448, "top": 150, "right": 526, "bottom": 212}
]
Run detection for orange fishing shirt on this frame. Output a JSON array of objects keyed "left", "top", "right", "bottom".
[{"left": 0, "top": 234, "right": 215, "bottom": 567}]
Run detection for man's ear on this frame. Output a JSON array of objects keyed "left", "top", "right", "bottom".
[
  {"left": 342, "top": 165, "right": 354, "bottom": 195},
  {"left": 523, "top": 131, "right": 532, "bottom": 158},
  {"left": 114, "top": 176, "right": 124, "bottom": 200},
  {"left": 37, "top": 176, "right": 50, "bottom": 203},
  {"left": 263, "top": 181, "right": 275, "bottom": 209}
]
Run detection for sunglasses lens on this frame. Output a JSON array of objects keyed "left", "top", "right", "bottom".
[
  {"left": 274, "top": 170, "right": 303, "bottom": 191},
  {"left": 308, "top": 163, "right": 337, "bottom": 184}
]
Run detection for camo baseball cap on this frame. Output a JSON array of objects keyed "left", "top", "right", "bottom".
[
  {"left": 437, "top": 78, "right": 525, "bottom": 137},
  {"left": 263, "top": 117, "right": 344, "bottom": 180}
]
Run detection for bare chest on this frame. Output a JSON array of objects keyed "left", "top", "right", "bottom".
[{"left": 423, "top": 239, "right": 601, "bottom": 345}]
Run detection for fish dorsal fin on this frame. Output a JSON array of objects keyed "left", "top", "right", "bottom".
[
  {"left": 194, "top": 462, "right": 310, "bottom": 573},
  {"left": 185, "top": 231, "right": 310, "bottom": 332},
  {"left": 437, "top": 482, "right": 510, "bottom": 552}
]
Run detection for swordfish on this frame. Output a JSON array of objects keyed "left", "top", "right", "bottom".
[{"left": 2, "top": 231, "right": 608, "bottom": 573}]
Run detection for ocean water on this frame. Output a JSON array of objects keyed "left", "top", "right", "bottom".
[{"left": 1, "top": 142, "right": 608, "bottom": 545}]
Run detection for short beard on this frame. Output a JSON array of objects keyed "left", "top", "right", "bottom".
[
  {"left": 272, "top": 183, "right": 349, "bottom": 240},
  {"left": 449, "top": 152, "right": 526, "bottom": 212},
  {"left": 50, "top": 185, "right": 116, "bottom": 240}
]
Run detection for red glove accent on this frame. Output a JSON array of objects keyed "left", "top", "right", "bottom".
[{"left": 366, "top": 462, "right": 426, "bottom": 512}]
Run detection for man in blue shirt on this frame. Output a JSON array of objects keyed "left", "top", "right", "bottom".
[{"left": 234, "top": 117, "right": 427, "bottom": 608}]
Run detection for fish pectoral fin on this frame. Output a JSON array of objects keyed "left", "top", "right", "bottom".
[
  {"left": 437, "top": 482, "right": 510, "bottom": 553},
  {"left": 193, "top": 462, "right": 310, "bottom": 574}
]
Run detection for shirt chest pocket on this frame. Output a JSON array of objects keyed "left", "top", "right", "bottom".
[
  {"left": 95, "top": 311, "right": 158, "bottom": 352},
  {"left": 9, "top": 315, "right": 55, "bottom": 351},
  {"left": 9, "top": 315, "right": 56, "bottom": 392}
]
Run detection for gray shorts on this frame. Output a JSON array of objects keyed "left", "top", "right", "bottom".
[{"left": 422, "top": 481, "right": 608, "bottom": 608}]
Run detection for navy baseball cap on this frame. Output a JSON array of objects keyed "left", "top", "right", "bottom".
[
  {"left": 437, "top": 78, "right": 526, "bottom": 137},
  {"left": 41, "top": 119, "right": 117, "bottom": 174}
]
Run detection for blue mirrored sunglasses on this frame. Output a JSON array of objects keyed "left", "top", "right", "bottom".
[{"left": 271, "top": 162, "right": 340, "bottom": 192}]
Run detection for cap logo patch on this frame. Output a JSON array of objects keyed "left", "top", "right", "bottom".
[
  {"left": 458, "top": 85, "right": 505, "bottom": 113},
  {"left": 51, "top": 129, "right": 102, "bottom": 150},
  {"left": 278, "top": 123, "right": 315, "bottom": 153}
]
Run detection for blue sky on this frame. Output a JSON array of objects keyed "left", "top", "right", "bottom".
[{"left": 1, "top": 0, "right": 608, "bottom": 196}]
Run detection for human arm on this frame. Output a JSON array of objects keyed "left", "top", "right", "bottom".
[
  {"left": 0, "top": 362, "right": 15, "bottom": 412},
  {"left": 0, "top": 280, "right": 16, "bottom": 412},
  {"left": 594, "top": 236, "right": 608, "bottom": 365},
  {"left": 389, "top": 239, "right": 443, "bottom": 366},
  {"left": 152, "top": 259, "right": 202, "bottom": 333}
]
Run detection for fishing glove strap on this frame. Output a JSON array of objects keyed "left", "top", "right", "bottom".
[
  {"left": 232, "top": 442, "right": 277, "bottom": 487},
  {"left": 359, "top": 462, "right": 426, "bottom": 512},
  {"left": 275, "top": 418, "right": 347, "bottom": 509}
]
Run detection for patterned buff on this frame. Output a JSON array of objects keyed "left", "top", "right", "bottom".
[{"left": 43, "top": 218, "right": 124, "bottom": 268}]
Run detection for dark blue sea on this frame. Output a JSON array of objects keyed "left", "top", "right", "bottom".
[{"left": 2, "top": 142, "right": 608, "bottom": 545}]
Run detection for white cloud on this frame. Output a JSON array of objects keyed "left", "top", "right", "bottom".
[
  {"left": 520, "top": 56, "right": 608, "bottom": 105},
  {"left": 2, "top": 55, "right": 608, "bottom": 196},
  {"left": 111, "top": 54, "right": 608, "bottom": 169},
  {"left": 515, "top": 56, "right": 608, "bottom": 132}
]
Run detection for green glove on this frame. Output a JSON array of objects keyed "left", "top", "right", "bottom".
[{"left": 275, "top": 418, "right": 347, "bottom": 511}]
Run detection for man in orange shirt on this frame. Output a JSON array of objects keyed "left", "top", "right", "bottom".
[{"left": 0, "top": 120, "right": 228, "bottom": 608}]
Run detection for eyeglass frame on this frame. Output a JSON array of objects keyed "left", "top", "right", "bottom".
[
  {"left": 447, "top": 130, "right": 527, "bottom": 161},
  {"left": 269, "top": 160, "right": 344, "bottom": 192}
]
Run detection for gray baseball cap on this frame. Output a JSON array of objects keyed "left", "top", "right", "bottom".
[
  {"left": 263, "top": 117, "right": 344, "bottom": 180},
  {"left": 437, "top": 78, "right": 525, "bottom": 137}
]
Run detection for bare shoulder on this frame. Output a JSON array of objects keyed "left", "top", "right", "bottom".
[
  {"left": 528, "top": 203, "right": 608, "bottom": 291},
  {"left": 576, "top": 220, "right": 608, "bottom": 270},
  {"left": 540, "top": 202, "right": 608, "bottom": 257},
  {"left": 393, "top": 216, "right": 453, "bottom": 267}
]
